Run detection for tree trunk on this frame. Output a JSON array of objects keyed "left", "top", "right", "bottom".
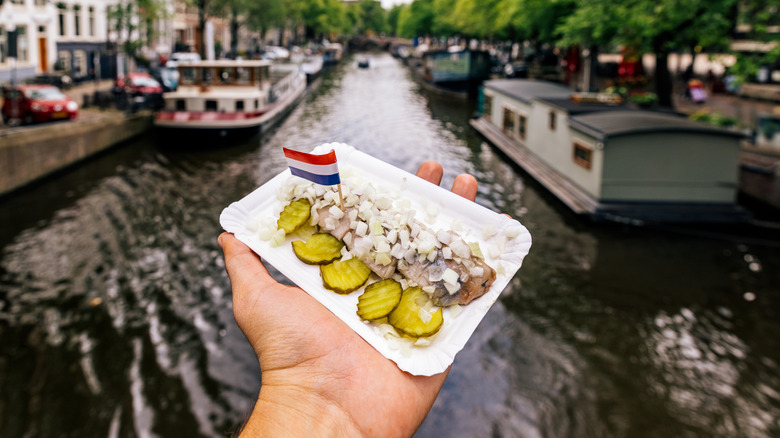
[
  {"left": 231, "top": 10, "right": 239, "bottom": 56},
  {"left": 198, "top": 1, "right": 207, "bottom": 59},
  {"left": 653, "top": 44, "right": 673, "bottom": 108}
]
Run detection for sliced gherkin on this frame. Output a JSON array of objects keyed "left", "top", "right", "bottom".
[
  {"left": 321, "top": 257, "right": 372, "bottom": 294},
  {"left": 388, "top": 286, "right": 443, "bottom": 338},
  {"left": 292, "top": 233, "right": 345, "bottom": 265},
  {"left": 277, "top": 198, "right": 311, "bottom": 234},
  {"left": 357, "top": 279, "right": 402, "bottom": 321}
]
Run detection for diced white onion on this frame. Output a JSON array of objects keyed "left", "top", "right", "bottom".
[
  {"left": 269, "top": 229, "right": 286, "bottom": 247},
  {"left": 441, "top": 268, "right": 459, "bottom": 285},
  {"left": 375, "top": 252, "right": 392, "bottom": 266}
]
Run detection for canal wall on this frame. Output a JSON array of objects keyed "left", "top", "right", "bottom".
[{"left": 0, "top": 110, "right": 153, "bottom": 197}]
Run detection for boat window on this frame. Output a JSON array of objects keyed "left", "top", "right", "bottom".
[
  {"left": 502, "top": 107, "right": 516, "bottom": 137},
  {"left": 483, "top": 94, "right": 492, "bottom": 117},
  {"left": 549, "top": 111, "right": 557, "bottom": 131},
  {"left": 518, "top": 114, "right": 527, "bottom": 140},
  {"left": 238, "top": 68, "right": 251, "bottom": 83},
  {"left": 205, "top": 100, "right": 218, "bottom": 111},
  {"left": 573, "top": 143, "right": 592, "bottom": 169},
  {"left": 202, "top": 68, "right": 215, "bottom": 84},
  {"left": 254, "top": 99, "right": 259, "bottom": 109},
  {"left": 176, "top": 99, "right": 186, "bottom": 111},
  {"left": 180, "top": 67, "right": 197, "bottom": 85},
  {"left": 236, "top": 100, "right": 244, "bottom": 111},
  {"left": 218, "top": 67, "right": 235, "bottom": 84}
]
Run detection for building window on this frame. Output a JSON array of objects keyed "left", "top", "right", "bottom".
[
  {"left": 58, "top": 3, "right": 67, "bottom": 36},
  {"left": 15, "top": 26, "right": 28, "bottom": 62},
  {"left": 57, "top": 50, "right": 71, "bottom": 72},
  {"left": 518, "top": 114, "right": 527, "bottom": 140},
  {"left": 74, "top": 50, "right": 88, "bottom": 75},
  {"left": 549, "top": 111, "right": 556, "bottom": 131},
  {"left": 74, "top": 5, "right": 81, "bottom": 37},
  {"left": 483, "top": 94, "right": 492, "bottom": 117},
  {"left": 502, "top": 107, "right": 516, "bottom": 137},
  {"left": 89, "top": 7, "right": 95, "bottom": 36},
  {"left": 0, "top": 27, "right": 6, "bottom": 64},
  {"left": 573, "top": 143, "right": 593, "bottom": 169},
  {"left": 205, "top": 100, "right": 218, "bottom": 111}
]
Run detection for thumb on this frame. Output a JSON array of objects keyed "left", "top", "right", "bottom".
[{"left": 218, "top": 232, "right": 277, "bottom": 302}]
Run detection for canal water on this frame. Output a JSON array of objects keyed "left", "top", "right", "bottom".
[{"left": 1, "top": 53, "right": 779, "bottom": 437}]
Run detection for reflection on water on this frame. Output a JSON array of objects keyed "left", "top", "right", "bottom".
[{"left": 1, "top": 53, "right": 779, "bottom": 437}]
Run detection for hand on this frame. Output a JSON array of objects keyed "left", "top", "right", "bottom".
[{"left": 218, "top": 162, "right": 479, "bottom": 437}]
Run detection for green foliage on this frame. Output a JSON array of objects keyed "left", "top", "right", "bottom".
[
  {"left": 627, "top": 91, "right": 657, "bottom": 105},
  {"left": 107, "top": 0, "right": 167, "bottom": 59},
  {"left": 689, "top": 109, "right": 738, "bottom": 127}
]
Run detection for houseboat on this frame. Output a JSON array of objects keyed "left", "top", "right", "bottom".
[
  {"left": 415, "top": 48, "right": 492, "bottom": 98},
  {"left": 301, "top": 54, "right": 324, "bottom": 84},
  {"left": 154, "top": 59, "right": 306, "bottom": 138},
  {"left": 323, "top": 43, "right": 344, "bottom": 65},
  {"left": 471, "top": 79, "right": 749, "bottom": 223}
]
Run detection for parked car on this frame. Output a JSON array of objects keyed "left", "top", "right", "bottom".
[
  {"left": 150, "top": 66, "right": 180, "bottom": 92},
  {"left": 115, "top": 73, "right": 164, "bottom": 110},
  {"left": 1, "top": 84, "right": 78, "bottom": 126},
  {"left": 166, "top": 52, "right": 201, "bottom": 68}
]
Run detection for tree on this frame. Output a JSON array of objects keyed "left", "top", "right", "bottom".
[
  {"left": 559, "top": 0, "right": 736, "bottom": 108},
  {"left": 107, "top": 0, "right": 167, "bottom": 65},
  {"left": 243, "top": 0, "right": 286, "bottom": 49},
  {"left": 397, "top": 0, "right": 435, "bottom": 39},
  {"left": 729, "top": 0, "right": 780, "bottom": 86}
]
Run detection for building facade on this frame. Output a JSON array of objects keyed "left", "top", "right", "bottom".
[
  {"left": 0, "top": 0, "right": 59, "bottom": 83},
  {"left": 54, "top": 0, "right": 114, "bottom": 81}
]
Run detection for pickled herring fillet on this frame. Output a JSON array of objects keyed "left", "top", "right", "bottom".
[
  {"left": 315, "top": 203, "right": 496, "bottom": 306},
  {"left": 399, "top": 233, "right": 496, "bottom": 307},
  {"left": 315, "top": 205, "right": 397, "bottom": 279}
]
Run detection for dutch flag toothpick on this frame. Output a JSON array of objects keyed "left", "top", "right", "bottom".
[{"left": 283, "top": 147, "right": 343, "bottom": 207}]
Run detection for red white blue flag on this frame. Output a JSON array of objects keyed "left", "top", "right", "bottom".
[{"left": 282, "top": 147, "right": 341, "bottom": 186}]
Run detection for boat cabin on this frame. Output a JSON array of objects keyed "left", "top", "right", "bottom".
[
  {"left": 163, "top": 60, "right": 272, "bottom": 114},
  {"left": 473, "top": 79, "right": 748, "bottom": 222}
]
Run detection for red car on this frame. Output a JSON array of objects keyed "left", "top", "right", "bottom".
[
  {"left": 116, "top": 73, "right": 163, "bottom": 96},
  {"left": 115, "top": 73, "right": 164, "bottom": 109},
  {"left": 2, "top": 84, "right": 79, "bottom": 126}
]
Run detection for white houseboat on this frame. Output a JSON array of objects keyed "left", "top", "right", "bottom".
[
  {"left": 154, "top": 60, "right": 306, "bottom": 138},
  {"left": 471, "top": 79, "right": 749, "bottom": 223}
]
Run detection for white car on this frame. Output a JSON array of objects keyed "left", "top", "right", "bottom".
[{"left": 166, "top": 52, "right": 201, "bottom": 67}]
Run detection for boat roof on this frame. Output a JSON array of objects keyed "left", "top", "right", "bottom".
[
  {"left": 569, "top": 110, "right": 746, "bottom": 141},
  {"left": 483, "top": 79, "right": 572, "bottom": 104},
  {"left": 536, "top": 97, "right": 629, "bottom": 116},
  {"left": 175, "top": 59, "right": 272, "bottom": 68}
]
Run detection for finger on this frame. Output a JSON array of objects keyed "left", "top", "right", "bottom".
[
  {"left": 451, "top": 174, "right": 478, "bottom": 202},
  {"left": 415, "top": 161, "right": 443, "bottom": 185},
  {"left": 218, "top": 232, "right": 277, "bottom": 295}
]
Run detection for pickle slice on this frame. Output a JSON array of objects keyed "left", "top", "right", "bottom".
[
  {"left": 388, "top": 286, "right": 443, "bottom": 338},
  {"left": 277, "top": 198, "right": 311, "bottom": 234},
  {"left": 292, "top": 233, "right": 345, "bottom": 265},
  {"left": 357, "top": 279, "right": 402, "bottom": 321},
  {"left": 321, "top": 257, "right": 372, "bottom": 294}
]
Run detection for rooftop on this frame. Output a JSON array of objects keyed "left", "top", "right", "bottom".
[
  {"left": 483, "top": 79, "right": 571, "bottom": 104},
  {"left": 569, "top": 110, "right": 746, "bottom": 141}
]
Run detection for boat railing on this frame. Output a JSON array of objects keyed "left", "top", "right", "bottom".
[{"left": 269, "top": 67, "right": 303, "bottom": 103}]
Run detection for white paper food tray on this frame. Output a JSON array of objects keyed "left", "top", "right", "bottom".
[{"left": 220, "top": 143, "right": 532, "bottom": 376}]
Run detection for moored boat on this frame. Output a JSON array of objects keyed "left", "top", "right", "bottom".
[
  {"left": 301, "top": 54, "right": 324, "bottom": 84},
  {"left": 154, "top": 59, "right": 306, "bottom": 138},
  {"left": 414, "top": 48, "right": 492, "bottom": 98},
  {"left": 471, "top": 79, "right": 750, "bottom": 223},
  {"left": 323, "top": 43, "right": 344, "bottom": 65}
]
